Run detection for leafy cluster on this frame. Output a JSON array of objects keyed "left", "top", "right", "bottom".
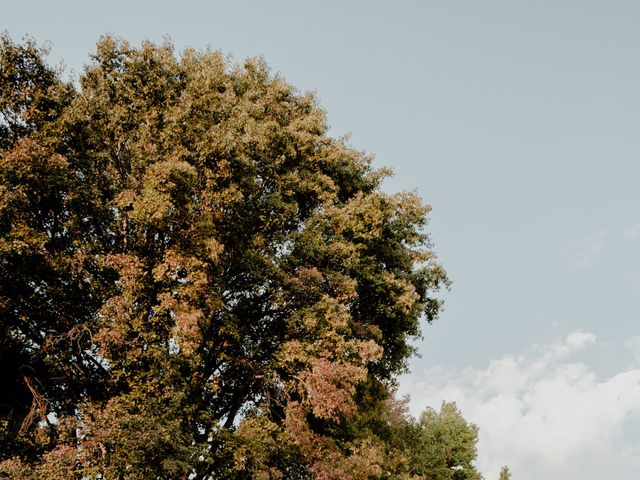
[{"left": 0, "top": 34, "right": 496, "bottom": 479}]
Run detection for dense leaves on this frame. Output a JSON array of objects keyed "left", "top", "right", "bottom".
[{"left": 0, "top": 34, "right": 498, "bottom": 479}]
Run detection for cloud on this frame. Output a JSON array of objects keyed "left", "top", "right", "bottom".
[
  {"left": 399, "top": 331, "right": 640, "bottom": 480},
  {"left": 546, "top": 329, "right": 596, "bottom": 357},
  {"left": 623, "top": 222, "right": 640, "bottom": 239},
  {"left": 569, "top": 229, "right": 610, "bottom": 269},
  {"left": 625, "top": 335, "right": 640, "bottom": 356}
]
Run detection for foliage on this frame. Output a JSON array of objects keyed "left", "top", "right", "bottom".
[
  {"left": 499, "top": 466, "right": 511, "bottom": 480},
  {"left": 350, "top": 397, "right": 484, "bottom": 480},
  {"left": 0, "top": 34, "right": 500, "bottom": 479}
]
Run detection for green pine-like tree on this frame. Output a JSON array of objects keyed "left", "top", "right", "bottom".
[{"left": 499, "top": 466, "right": 512, "bottom": 480}]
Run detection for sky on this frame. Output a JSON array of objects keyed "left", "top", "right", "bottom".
[{"left": 4, "top": 1, "right": 640, "bottom": 478}]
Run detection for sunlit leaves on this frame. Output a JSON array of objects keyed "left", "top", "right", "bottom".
[{"left": 0, "top": 34, "right": 452, "bottom": 479}]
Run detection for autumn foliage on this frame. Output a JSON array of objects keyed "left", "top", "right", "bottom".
[{"left": 0, "top": 34, "right": 489, "bottom": 479}]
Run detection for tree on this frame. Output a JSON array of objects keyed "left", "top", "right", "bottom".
[
  {"left": 406, "top": 402, "right": 483, "bottom": 480},
  {"left": 0, "top": 34, "right": 460, "bottom": 479},
  {"left": 499, "top": 466, "right": 512, "bottom": 480},
  {"left": 390, "top": 400, "right": 483, "bottom": 480}
]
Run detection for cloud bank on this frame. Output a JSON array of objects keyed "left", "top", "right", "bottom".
[{"left": 399, "top": 331, "right": 640, "bottom": 480}]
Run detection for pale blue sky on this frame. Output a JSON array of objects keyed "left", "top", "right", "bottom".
[{"left": 4, "top": 2, "right": 640, "bottom": 478}]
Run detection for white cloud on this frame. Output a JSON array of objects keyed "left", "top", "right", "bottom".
[
  {"left": 569, "top": 229, "right": 610, "bottom": 269},
  {"left": 545, "top": 329, "right": 596, "bottom": 357},
  {"left": 625, "top": 335, "right": 640, "bottom": 358},
  {"left": 399, "top": 331, "right": 640, "bottom": 480},
  {"left": 623, "top": 222, "right": 640, "bottom": 239}
]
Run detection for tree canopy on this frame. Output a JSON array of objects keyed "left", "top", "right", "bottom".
[{"left": 0, "top": 34, "right": 498, "bottom": 479}]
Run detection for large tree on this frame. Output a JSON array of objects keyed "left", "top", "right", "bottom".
[{"left": 0, "top": 34, "right": 492, "bottom": 479}]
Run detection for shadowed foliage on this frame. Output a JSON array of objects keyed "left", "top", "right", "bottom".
[{"left": 0, "top": 34, "right": 499, "bottom": 479}]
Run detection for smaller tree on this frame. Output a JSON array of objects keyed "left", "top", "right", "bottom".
[
  {"left": 363, "top": 398, "right": 484, "bottom": 479},
  {"left": 407, "top": 402, "right": 483, "bottom": 480},
  {"left": 499, "top": 466, "right": 512, "bottom": 480}
]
